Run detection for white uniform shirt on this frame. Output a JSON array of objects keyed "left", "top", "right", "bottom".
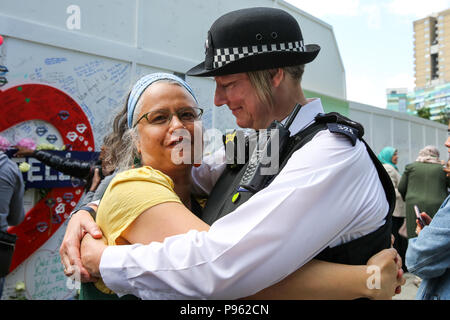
[{"left": 100, "top": 98, "right": 389, "bottom": 299}]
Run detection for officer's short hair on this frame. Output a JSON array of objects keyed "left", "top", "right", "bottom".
[{"left": 247, "top": 65, "right": 305, "bottom": 108}]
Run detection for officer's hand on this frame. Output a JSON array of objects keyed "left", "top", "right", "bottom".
[
  {"left": 59, "top": 209, "right": 102, "bottom": 282},
  {"left": 366, "top": 248, "right": 406, "bottom": 300},
  {"left": 80, "top": 233, "right": 107, "bottom": 278}
]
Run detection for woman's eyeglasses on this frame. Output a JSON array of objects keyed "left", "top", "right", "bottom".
[{"left": 133, "top": 107, "right": 203, "bottom": 127}]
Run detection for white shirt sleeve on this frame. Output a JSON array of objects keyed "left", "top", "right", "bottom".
[{"left": 100, "top": 130, "right": 388, "bottom": 299}]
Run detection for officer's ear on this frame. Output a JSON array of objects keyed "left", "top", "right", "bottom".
[{"left": 270, "top": 68, "right": 284, "bottom": 89}]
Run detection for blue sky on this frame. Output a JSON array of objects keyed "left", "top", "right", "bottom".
[{"left": 285, "top": 0, "right": 450, "bottom": 108}]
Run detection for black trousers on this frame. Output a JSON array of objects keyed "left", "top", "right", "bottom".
[{"left": 392, "top": 216, "right": 408, "bottom": 272}]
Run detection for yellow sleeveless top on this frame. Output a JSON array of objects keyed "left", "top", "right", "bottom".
[{"left": 93, "top": 166, "right": 181, "bottom": 294}]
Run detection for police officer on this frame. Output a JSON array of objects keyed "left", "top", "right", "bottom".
[{"left": 62, "top": 7, "right": 401, "bottom": 299}]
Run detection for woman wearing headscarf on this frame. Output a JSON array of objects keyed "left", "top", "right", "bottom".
[
  {"left": 378, "top": 147, "right": 407, "bottom": 270},
  {"left": 398, "top": 146, "right": 449, "bottom": 238}
]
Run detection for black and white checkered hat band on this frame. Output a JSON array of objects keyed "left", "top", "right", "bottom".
[{"left": 213, "top": 41, "right": 305, "bottom": 68}]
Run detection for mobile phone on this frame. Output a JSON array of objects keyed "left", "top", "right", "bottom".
[{"left": 414, "top": 205, "right": 425, "bottom": 228}]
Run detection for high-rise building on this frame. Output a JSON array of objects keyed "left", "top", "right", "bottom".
[
  {"left": 413, "top": 9, "right": 450, "bottom": 88},
  {"left": 386, "top": 88, "right": 409, "bottom": 113},
  {"left": 386, "top": 84, "right": 450, "bottom": 122},
  {"left": 386, "top": 9, "right": 450, "bottom": 123}
]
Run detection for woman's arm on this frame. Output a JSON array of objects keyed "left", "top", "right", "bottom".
[
  {"left": 14, "top": 145, "right": 93, "bottom": 179},
  {"left": 82, "top": 235, "right": 404, "bottom": 300},
  {"left": 31, "top": 149, "right": 92, "bottom": 179},
  {"left": 114, "top": 203, "right": 404, "bottom": 300},
  {"left": 120, "top": 201, "right": 209, "bottom": 244},
  {"left": 245, "top": 249, "right": 403, "bottom": 300},
  {"left": 81, "top": 169, "right": 404, "bottom": 299}
]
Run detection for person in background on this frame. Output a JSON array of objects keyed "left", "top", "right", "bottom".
[
  {"left": 14, "top": 145, "right": 93, "bottom": 180},
  {"left": 73, "top": 167, "right": 103, "bottom": 211},
  {"left": 73, "top": 144, "right": 113, "bottom": 210},
  {"left": 398, "top": 145, "right": 449, "bottom": 239},
  {"left": 378, "top": 147, "right": 407, "bottom": 271},
  {"left": 13, "top": 141, "right": 113, "bottom": 206},
  {"left": 78, "top": 75, "right": 207, "bottom": 299},
  {"left": 0, "top": 137, "right": 25, "bottom": 298},
  {"left": 405, "top": 124, "right": 450, "bottom": 300}
]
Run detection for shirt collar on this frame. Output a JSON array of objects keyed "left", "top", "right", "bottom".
[{"left": 281, "top": 98, "right": 324, "bottom": 136}]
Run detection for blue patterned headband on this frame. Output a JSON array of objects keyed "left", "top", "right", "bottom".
[{"left": 127, "top": 73, "right": 199, "bottom": 128}]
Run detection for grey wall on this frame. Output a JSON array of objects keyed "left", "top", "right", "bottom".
[
  {"left": 350, "top": 101, "right": 448, "bottom": 173},
  {"left": 0, "top": 0, "right": 347, "bottom": 150}
]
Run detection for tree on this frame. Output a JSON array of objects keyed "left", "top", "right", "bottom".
[
  {"left": 437, "top": 109, "right": 449, "bottom": 125},
  {"left": 417, "top": 107, "right": 431, "bottom": 120}
]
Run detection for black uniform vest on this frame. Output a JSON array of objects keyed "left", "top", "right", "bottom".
[{"left": 201, "top": 112, "right": 395, "bottom": 266}]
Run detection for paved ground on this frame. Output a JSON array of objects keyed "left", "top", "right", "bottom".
[{"left": 393, "top": 272, "right": 419, "bottom": 300}]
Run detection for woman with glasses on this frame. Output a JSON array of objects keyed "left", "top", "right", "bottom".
[
  {"left": 79, "top": 73, "right": 208, "bottom": 299},
  {"left": 78, "top": 73, "right": 403, "bottom": 300}
]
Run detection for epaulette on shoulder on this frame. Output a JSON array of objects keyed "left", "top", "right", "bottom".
[{"left": 315, "top": 112, "right": 364, "bottom": 146}]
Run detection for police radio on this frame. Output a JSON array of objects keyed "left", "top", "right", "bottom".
[{"left": 239, "top": 103, "right": 302, "bottom": 193}]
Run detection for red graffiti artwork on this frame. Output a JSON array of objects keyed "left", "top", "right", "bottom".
[{"left": 0, "top": 84, "right": 94, "bottom": 272}]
